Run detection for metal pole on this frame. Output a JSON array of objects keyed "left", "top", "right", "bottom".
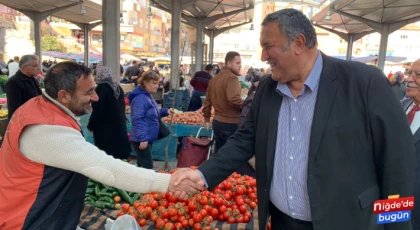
[
  {"left": 195, "top": 19, "right": 203, "bottom": 72},
  {"left": 170, "top": 0, "right": 181, "bottom": 89},
  {"left": 346, "top": 34, "right": 354, "bottom": 60},
  {"left": 84, "top": 24, "right": 89, "bottom": 66},
  {"left": 102, "top": 0, "right": 120, "bottom": 81},
  {"left": 377, "top": 24, "right": 389, "bottom": 71},
  {"left": 209, "top": 30, "right": 214, "bottom": 64},
  {"left": 33, "top": 14, "right": 42, "bottom": 66}
]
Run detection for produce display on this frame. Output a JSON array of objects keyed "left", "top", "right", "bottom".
[
  {"left": 162, "top": 108, "right": 214, "bottom": 125},
  {"left": 116, "top": 169, "right": 258, "bottom": 230},
  {"left": 84, "top": 179, "right": 141, "bottom": 210}
]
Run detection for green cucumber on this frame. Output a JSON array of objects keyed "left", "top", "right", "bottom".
[
  {"left": 84, "top": 197, "right": 94, "bottom": 202},
  {"left": 87, "top": 181, "right": 96, "bottom": 188},
  {"left": 86, "top": 194, "right": 98, "bottom": 201},
  {"left": 117, "top": 189, "right": 132, "bottom": 203},
  {"left": 128, "top": 192, "right": 135, "bottom": 196},
  {"left": 99, "top": 196, "right": 114, "bottom": 204},
  {"left": 94, "top": 185, "right": 101, "bottom": 196},
  {"left": 94, "top": 201, "right": 114, "bottom": 209},
  {"left": 130, "top": 193, "right": 141, "bottom": 205},
  {"left": 86, "top": 188, "right": 94, "bottom": 194},
  {"left": 97, "top": 192, "right": 113, "bottom": 197},
  {"left": 112, "top": 191, "right": 119, "bottom": 196}
]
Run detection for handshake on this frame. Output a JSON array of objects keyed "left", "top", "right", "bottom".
[{"left": 167, "top": 168, "right": 206, "bottom": 200}]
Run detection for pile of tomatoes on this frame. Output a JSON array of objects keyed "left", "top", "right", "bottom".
[{"left": 117, "top": 171, "right": 258, "bottom": 230}]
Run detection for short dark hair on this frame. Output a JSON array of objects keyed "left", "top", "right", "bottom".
[
  {"left": 225, "top": 51, "right": 240, "bottom": 65},
  {"left": 205, "top": 64, "right": 214, "bottom": 71},
  {"left": 44, "top": 62, "right": 92, "bottom": 99},
  {"left": 132, "top": 61, "right": 137, "bottom": 65}
]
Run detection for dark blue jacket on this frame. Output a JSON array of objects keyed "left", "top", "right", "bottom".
[{"left": 128, "top": 87, "right": 169, "bottom": 142}]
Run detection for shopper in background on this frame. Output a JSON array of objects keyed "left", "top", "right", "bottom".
[
  {"left": 389, "top": 71, "right": 406, "bottom": 100},
  {"left": 6, "top": 54, "right": 42, "bottom": 121},
  {"left": 203, "top": 51, "right": 243, "bottom": 154},
  {"left": 125, "top": 61, "right": 141, "bottom": 86},
  {"left": 188, "top": 64, "right": 214, "bottom": 111},
  {"left": 128, "top": 70, "right": 174, "bottom": 169},
  {"left": 88, "top": 66, "right": 131, "bottom": 160},
  {"left": 7, "top": 56, "right": 19, "bottom": 78}
]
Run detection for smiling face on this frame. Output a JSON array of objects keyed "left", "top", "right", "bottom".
[
  {"left": 65, "top": 74, "right": 98, "bottom": 116},
  {"left": 260, "top": 22, "right": 301, "bottom": 83},
  {"left": 406, "top": 60, "right": 420, "bottom": 102}
]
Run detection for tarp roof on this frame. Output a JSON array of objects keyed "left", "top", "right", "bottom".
[
  {"left": 312, "top": 0, "right": 420, "bottom": 34},
  {"left": 151, "top": 0, "right": 254, "bottom": 30},
  {"left": 0, "top": 0, "right": 102, "bottom": 25}
]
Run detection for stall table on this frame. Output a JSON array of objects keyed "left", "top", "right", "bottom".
[{"left": 79, "top": 203, "right": 259, "bottom": 230}]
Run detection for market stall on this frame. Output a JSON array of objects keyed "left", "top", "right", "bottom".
[{"left": 79, "top": 171, "right": 259, "bottom": 230}]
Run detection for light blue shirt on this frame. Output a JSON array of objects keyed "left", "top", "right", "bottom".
[{"left": 270, "top": 52, "right": 323, "bottom": 221}]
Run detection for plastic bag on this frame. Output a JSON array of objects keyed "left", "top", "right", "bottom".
[{"left": 104, "top": 215, "right": 142, "bottom": 230}]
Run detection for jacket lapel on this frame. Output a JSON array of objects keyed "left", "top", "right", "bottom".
[
  {"left": 308, "top": 55, "right": 338, "bottom": 163},
  {"left": 266, "top": 79, "right": 283, "bottom": 181}
]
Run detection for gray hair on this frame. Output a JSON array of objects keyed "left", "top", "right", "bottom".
[
  {"left": 19, "top": 54, "right": 39, "bottom": 68},
  {"left": 262, "top": 8, "right": 317, "bottom": 49},
  {"left": 44, "top": 62, "right": 92, "bottom": 99}
]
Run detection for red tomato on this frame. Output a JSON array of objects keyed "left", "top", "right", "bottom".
[
  {"left": 244, "top": 211, "right": 252, "bottom": 218},
  {"left": 188, "top": 218, "right": 195, "bottom": 227},
  {"left": 168, "top": 208, "right": 178, "bottom": 217},
  {"left": 117, "top": 210, "right": 125, "bottom": 217},
  {"left": 150, "top": 200, "right": 159, "bottom": 209},
  {"left": 210, "top": 208, "right": 219, "bottom": 217},
  {"left": 165, "top": 222, "right": 175, "bottom": 230},
  {"left": 214, "top": 197, "right": 224, "bottom": 206},
  {"left": 188, "top": 201, "right": 198, "bottom": 211},
  {"left": 243, "top": 215, "right": 250, "bottom": 223},
  {"left": 181, "top": 219, "right": 189, "bottom": 227},
  {"left": 175, "top": 222, "right": 183, "bottom": 230},
  {"left": 218, "top": 205, "right": 227, "bottom": 214},
  {"left": 194, "top": 223, "right": 202, "bottom": 230},
  {"left": 223, "top": 181, "right": 232, "bottom": 190},
  {"left": 236, "top": 215, "right": 244, "bottom": 223},
  {"left": 223, "top": 193, "right": 231, "bottom": 201},
  {"left": 239, "top": 204, "right": 247, "bottom": 214},
  {"left": 156, "top": 219, "right": 165, "bottom": 229},
  {"left": 170, "top": 215, "right": 178, "bottom": 222},
  {"left": 193, "top": 213, "right": 203, "bottom": 223},
  {"left": 199, "top": 196, "right": 208, "bottom": 205},
  {"left": 121, "top": 203, "right": 130, "bottom": 212},
  {"left": 168, "top": 195, "right": 178, "bottom": 203},
  {"left": 249, "top": 193, "right": 257, "bottom": 200},
  {"left": 144, "top": 207, "right": 153, "bottom": 215},
  {"left": 249, "top": 201, "right": 257, "bottom": 209},
  {"left": 137, "top": 218, "right": 147, "bottom": 226},
  {"left": 199, "top": 209, "right": 208, "bottom": 217},
  {"left": 227, "top": 216, "right": 236, "bottom": 224}
]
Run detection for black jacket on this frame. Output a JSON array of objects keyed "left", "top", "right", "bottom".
[
  {"left": 198, "top": 54, "right": 416, "bottom": 230},
  {"left": 6, "top": 70, "right": 42, "bottom": 121},
  {"left": 87, "top": 84, "right": 131, "bottom": 159}
]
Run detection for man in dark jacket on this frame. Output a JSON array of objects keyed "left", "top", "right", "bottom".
[
  {"left": 125, "top": 61, "right": 141, "bottom": 86},
  {"left": 6, "top": 54, "right": 42, "bottom": 121},
  {"left": 188, "top": 64, "right": 213, "bottom": 111}
]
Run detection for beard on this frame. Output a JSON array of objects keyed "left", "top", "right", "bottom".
[{"left": 69, "top": 95, "right": 92, "bottom": 116}]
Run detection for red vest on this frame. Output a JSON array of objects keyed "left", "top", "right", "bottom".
[{"left": 0, "top": 95, "right": 88, "bottom": 229}]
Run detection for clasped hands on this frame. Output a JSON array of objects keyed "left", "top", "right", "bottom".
[{"left": 168, "top": 168, "right": 205, "bottom": 200}]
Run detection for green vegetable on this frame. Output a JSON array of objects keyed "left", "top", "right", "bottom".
[
  {"left": 97, "top": 192, "right": 113, "bottom": 197},
  {"left": 84, "top": 197, "right": 94, "bottom": 202},
  {"left": 240, "top": 81, "right": 249, "bottom": 89},
  {"left": 112, "top": 191, "right": 119, "bottom": 196},
  {"left": 98, "top": 196, "right": 114, "bottom": 204},
  {"left": 95, "top": 185, "right": 101, "bottom": 196},
  {"left": 86, "top": 188, "right": 94, "bottom": 194},
  {"left": 87, "top": 181, "right": 96, "bottom": 188},
  {"left": 117, "top": 189, "right": 132, "bottom": 203},
  {"left": 94, "top": 201, "right": 115, "bottom": 209},
  {"left": 128, "top": 192, "right": 135, "bottom": 197},
  {"left": 86, "top": 194, "right": 98, "bottom": 201},
  {"left": 130, "top": 193, "right": 141, "bottom": 205}
]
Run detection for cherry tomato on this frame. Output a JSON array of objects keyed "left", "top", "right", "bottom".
[
  {"left": 210, "top": 208, "right": 219, "bottom": 217},
  {"left": 121, "top": 203, "right": 130, "bottom": 212},
  {"left": 137, "top": 218, "right": 147, "bottom": 227},
  {"left": 193, "top": 213, "right": 203, "bottom": 223},
  {"left": 199, "top": 196, "right": 208, "bottom": 205},
  {"left": 165, "top": 222, "right": 175, "bottom": 230},
  {"left": 193, "top": 223, "right": 202, "bottom": 230},
  {"left": 199, "top": 209, "right": 208, "bottom": 217},
  {"left": 175, "top": 222, "right": 183, "bottom": 230}
]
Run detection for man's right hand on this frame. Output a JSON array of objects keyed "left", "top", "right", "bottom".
[{"left": 168, "top": 168, "right": 205, "bottom": 200}]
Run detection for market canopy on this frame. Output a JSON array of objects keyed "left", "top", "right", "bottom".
[
  {"left": 0, "top": 0, "right": 102, "bottom": 25},
  {"left": 151, "top": 0, "right": 254, "bottom": 30},
  {"left": 312, "top": 0, "right": 420, "bottom": 35}
]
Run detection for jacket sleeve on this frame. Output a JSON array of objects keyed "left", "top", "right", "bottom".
[
  {"left": 368, "top": 68, "right": 416, "bottom": 230},
  {"left": 5, "top": 79, "right": 22, "bottom": 120},
  {"left": 159, "top": 108, "right": 169, "bottom": 117},
  {"left": 87, "top": 85, "right": 107, "bottom": 131},
  {"left": 190, "top": 74, "right": 197, "bottom": 87},
  {"left": 202, "top": 79, "right": 213, "bottom": 122},
  {"left": 131, "top": 96, "right": 150, "bottom": 142},
  {"left": 226, "top": 77, "right": 243, "bottom": 109},
  {"left": 198, "top": 91, "right": 256, "bottom": 189}
]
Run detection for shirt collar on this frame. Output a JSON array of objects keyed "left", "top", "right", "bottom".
[
  {"left": 43, "top": 91, "right": 81, "bottom": 124},
  {"left": 276, "top": 51, "right": 323, "bottom": 96}
]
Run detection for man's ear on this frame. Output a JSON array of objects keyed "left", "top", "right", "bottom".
[{"left": 57, "top": 90, "right": 71, "bottom": 105}]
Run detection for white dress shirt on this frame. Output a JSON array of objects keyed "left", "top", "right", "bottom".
[
  {"left": 7, "top": 62, "right": 19, "bottom": 78},
  {"left": 406, "top": 102, "right": 420, "bottom": 134}
]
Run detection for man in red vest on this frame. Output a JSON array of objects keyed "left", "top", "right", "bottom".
[{"left": 0, "top": 62, "right": 203, "bottom": 230}]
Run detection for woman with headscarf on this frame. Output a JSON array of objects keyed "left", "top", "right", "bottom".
[
  {"left": 88, "top": 66, "right": 132, "bottom": 160},
  {"left": 389, "top": 71, "right": 406, "bottom": 100}
]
